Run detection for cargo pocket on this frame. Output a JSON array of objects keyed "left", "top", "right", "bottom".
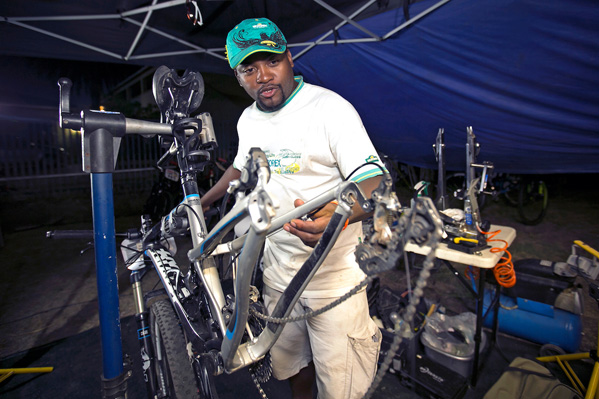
[{"left": 344, "top": 323, "right": 382, "bottom": 399}]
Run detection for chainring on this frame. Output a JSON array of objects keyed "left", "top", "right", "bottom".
[{"left": 247, "top": 301, "right": 273, "bottom": 383}]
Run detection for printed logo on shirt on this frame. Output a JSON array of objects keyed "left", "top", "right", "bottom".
[
  {"left": 265, "top": 149, "right": 301, "bottom": 175},
  {"left": 365, "top": 155, "right": 380, "bottom": 163}
]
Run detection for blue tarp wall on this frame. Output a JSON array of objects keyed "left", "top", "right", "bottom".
[{"left": 294, "top": 0, "right": 599, "bottom": 174}]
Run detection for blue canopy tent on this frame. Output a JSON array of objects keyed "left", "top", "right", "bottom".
[{"left": 294, "top": 0, "right": 599, "bottom": 174}]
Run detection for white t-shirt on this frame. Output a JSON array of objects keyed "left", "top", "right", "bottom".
[{"left": 233, "top": 77, "right": 385, "bottom": 298}]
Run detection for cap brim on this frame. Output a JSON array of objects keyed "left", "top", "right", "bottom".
[{"left": 229, "top": 46, "right": 286, "bottom": 69}]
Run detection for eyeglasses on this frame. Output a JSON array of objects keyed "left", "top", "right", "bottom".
[{"left": 186, "top": 0, "right": 203, "bottom": 26}]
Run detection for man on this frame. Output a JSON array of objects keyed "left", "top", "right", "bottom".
[{"left": 201, "top": 18, "right": 384, "bottom": 399}]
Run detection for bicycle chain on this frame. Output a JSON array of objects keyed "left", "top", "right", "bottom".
[
  {"left": 363, "top": 236, "right": 439, "bottom": 399},
  {"left": 246, "top": 244, "right": 437, "bottom": 399},
  {"left": 246, "top": 278, "right": 371, "bottom": 399},
  {"left": 249, "top": 369, "right": 269, "bottom": 399},
  {"left": 248, "top": 277, "right": 372, "bottom": 324},
  {"left": 246, "top": 195, "right": 441, "bottom": 398},
  {"left": 247, "top": 302, "right": 273, "bottom": 399}
]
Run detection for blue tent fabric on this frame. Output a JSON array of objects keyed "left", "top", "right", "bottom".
[{"left": 294, "top": 0, "right": 599, "bottom": 174}]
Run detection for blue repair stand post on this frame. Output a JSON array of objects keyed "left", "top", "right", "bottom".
[{"left": 58, "top": 78, "right": 130, "bottom": 398}]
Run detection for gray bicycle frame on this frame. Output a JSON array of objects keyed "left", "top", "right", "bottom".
[{"left": 186, "top": 174, "right": 367, "bottom": 373}]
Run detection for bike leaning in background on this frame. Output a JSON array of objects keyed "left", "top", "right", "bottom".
[{"left": 446, "top": 170, "right": 549, "bottom": 226}]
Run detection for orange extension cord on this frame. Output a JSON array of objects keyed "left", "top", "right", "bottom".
[{"left": 465, "top": 226, "right": 517, "bottom": 288}]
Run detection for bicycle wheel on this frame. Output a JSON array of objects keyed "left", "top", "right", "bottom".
[
  {"left": 518, "top": 178, "right": 548, "bottom": 225},
  {"left": 500, "top": 175, "right": 520, "bottom": 206},
  {"left": 149, "top": 299, "right": 201, "bottom": 399},
  {"left": 445, "top": 173, "right": 466, "bottom": 208}
]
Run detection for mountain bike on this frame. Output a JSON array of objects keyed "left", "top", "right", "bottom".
[
  {"left": 445, "top": 169, "right": 548, "bottom": 226},
  {"left": 48, "top": 66, "right": 444, "bottom": 399}
]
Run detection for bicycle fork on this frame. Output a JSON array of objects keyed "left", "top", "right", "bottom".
[{"left": 129, "top": 271, "right": 157, "bottom": 396}]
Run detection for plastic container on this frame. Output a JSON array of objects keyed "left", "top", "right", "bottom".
[
  {"left": 420, "top": 312, "right": 486, "bottom": 378},
  {"left": 422, "top": 330, "right": 486, "bottom": 378}
]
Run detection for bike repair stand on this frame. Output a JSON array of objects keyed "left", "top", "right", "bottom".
[
  {"left": 58, "top": 78, "right": 130, "bottom": 398},
  {"left": 433, "top": 127, "right": 448, "bottom": 211}
]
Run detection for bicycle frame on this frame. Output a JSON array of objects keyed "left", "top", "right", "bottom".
[
  {"left": 198, "top": 178, "right": 364, "bottom": 373},
  {"left": 141, "top": 142, "right": 370, "bottom": 372}
]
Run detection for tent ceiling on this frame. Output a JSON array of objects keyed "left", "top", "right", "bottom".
[{"left": 0, "top": 0, "right": 439, "bottom": 74}]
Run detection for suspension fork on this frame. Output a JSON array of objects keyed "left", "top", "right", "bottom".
[{"left": 129, "top": 270, "right": 157, "bottom": 396}]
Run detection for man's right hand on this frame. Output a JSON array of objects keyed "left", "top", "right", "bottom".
[{"left": 283, "top": 199, "right": 337, "bottom": 247}]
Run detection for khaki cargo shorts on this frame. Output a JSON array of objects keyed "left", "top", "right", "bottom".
[{"left": 263, "top": 285, "right": 382, "bottom": 399}]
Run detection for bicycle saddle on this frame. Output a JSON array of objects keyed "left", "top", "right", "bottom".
[{"left": 153, "top": 65, "right": 205, "bottom": 123}]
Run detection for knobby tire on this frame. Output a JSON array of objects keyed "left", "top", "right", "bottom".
[
  {"left": 149, "top": 299, "right": 201, "bottom": 399},
  {"left": 518, "top": 178, "right": 548, "bottom": 225}
]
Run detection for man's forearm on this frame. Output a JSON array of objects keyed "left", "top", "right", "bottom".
[{"left": 349, "top": 175, "right": 383, "bottom": 223}]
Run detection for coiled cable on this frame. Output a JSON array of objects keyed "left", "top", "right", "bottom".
[{"left": 479, "top": 226, "right": 516, "bottom": 288}]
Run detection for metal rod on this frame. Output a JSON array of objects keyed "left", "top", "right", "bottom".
[
  {"left": 289, "top": 37, "right": 380, "bottom": 48},
  {"left": 0, "top": 367, "right": 54, "bottom": 374},
  {"left": 125, "top": 0, "right": 158, "bottom": 60},
  {"left": 129, "top": 48, "right": 227, "bottom": 61},
  {"left": 0, "top": 168, "right": 155, "bottom": 183},
  {"left": 313, "top": 0, "right": 380, "bottom": 39},
  {"left": 5, "top": 20, "right": 123, "bottom": 60},
  {"left": 7, "top": 14, "right": 118, "bottom": 22},
  {"left": 129, "top": 49, "right": 206, "bottom": 60},
  {"left": 383, "top": 0, "right": 451, "bottom": 40},
  {"left": 120, "top": 0, "right": 185, "bottom": 17},
  {"left": 294, "top": 0, "right": 377, "bottom": 59},
  {"left": 124, "top": 17, "right": 208, "bottom": 52}
]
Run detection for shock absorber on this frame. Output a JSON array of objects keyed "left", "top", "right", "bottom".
[{"left": 130, "top": 270, "right": 158, "bottom": 391}]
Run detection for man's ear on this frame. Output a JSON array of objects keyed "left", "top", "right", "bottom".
[
  {"left": 233, "top": 69, "right": 242, "bottom": 86},
  {"left": 286, "top": 50, "right": 294, "bottom": 68}
]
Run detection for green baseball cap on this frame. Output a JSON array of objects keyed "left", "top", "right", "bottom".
[{"left": 226, "top": 18, "right": 287, "bottom": 69}]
